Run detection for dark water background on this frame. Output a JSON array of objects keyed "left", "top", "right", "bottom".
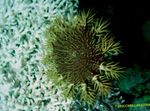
[{"left": 78, "top": 0, "right": 150, "bottom": 69}]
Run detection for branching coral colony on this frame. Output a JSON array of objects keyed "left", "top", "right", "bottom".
[{"left": 43, "top": 11, "right": 123, "bottom": 104}]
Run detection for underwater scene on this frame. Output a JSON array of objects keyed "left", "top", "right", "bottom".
[{"left": 0, "top": 0, "right": 150, "bottom": 111}]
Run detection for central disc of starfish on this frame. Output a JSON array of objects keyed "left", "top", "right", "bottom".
[{"left": 53, "top": 25, "right": 101, "bottom": 84}]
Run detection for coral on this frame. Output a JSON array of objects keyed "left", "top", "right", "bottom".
[
  {"left": 118, "top": 66, "right": 150, "bottom": 111},
  {"left": 118, "top": 66, "right": 150, "bottom": 96},
  {"left": 70, "top": 87, "right": 125, "bottom": 111},
  {"left": 44, "top": 10, "right": 123, "bottom": 104},
  {"left": 0, "top": 0, "right": 78, "bottom": 110},
  {"left": 118, "top": 66, "right": 144, "bottom": 94}
]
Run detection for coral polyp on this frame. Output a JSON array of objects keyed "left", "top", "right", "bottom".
[{"left": 44, "top": 11, "right": 123, "bottom": 103}]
